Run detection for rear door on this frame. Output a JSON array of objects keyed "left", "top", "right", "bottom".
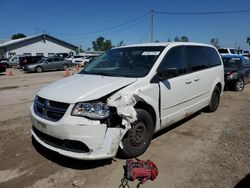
[{"left": 185, "top": 46, "right": 211, "bottom": 105}]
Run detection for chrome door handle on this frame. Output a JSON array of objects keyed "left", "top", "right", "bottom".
[
  {"left": 185, "top": 79, "right": 192, "bottom": 84},
  {"left": 194, "top": 77, "right": 200, "bottom": 81}
]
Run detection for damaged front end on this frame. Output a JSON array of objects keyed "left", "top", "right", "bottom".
[{"left": 31, "top": 92, "right": 141, "bottom": 160}]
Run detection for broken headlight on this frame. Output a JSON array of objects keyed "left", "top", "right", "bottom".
[{"left": 71, "top": 102, "right": 110, "bottom": 120}]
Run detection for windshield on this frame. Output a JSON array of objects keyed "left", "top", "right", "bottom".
[
  {"left": 229, "top": 49, "right": 237, "bottom": 54},
  {"left": 222, "top": 57, "right": 242, "bottom": 68},
  {"left": 80, "top": 46, "right": 165, "bottom": 77},
  {"left": 35, "top": 58, "right": 46, "bottom": 64}
]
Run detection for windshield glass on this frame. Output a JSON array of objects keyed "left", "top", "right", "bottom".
[
  {"left": 222, "top": 57, "right": 242, "bottom": 68},
  {"left": 35, "top": 58, "right": 46, "bottom": 64},
  {"left": 80, "top": 46, "right": 165, "bottom": 77},
  {"left": 229, "top": 49, "right": 237, "bottom": 54}
]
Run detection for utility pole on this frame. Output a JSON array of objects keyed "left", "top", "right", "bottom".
[{"left": 151, "top": 10, "right": 154, "bottom": 42}]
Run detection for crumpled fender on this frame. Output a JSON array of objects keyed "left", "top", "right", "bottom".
[{"left": 107, "top": 94, "right": 138, "bottom": 123}]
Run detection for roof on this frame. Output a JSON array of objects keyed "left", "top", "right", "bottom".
[
  {"left": 114, "top": 42, "right": 214, "bottom": 49},
  {"left": 0, "top": 34, "right": 78, "bottom": 49},
  {"left": 221, "top": 54, "right": 244, "bottom": 59}
]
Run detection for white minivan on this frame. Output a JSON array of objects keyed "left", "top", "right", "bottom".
[{"left": 30, "top": 42, "right": 224, "bottom": 160}]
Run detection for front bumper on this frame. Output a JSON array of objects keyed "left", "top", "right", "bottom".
[
  {"left": 23, "top": 66, "right": 35, "bottom": 72},
  {"left": 30, "top": 104, "right": 123, "bottom": 160}
]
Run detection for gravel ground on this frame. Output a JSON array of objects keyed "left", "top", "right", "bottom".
[{"left": 0, "top": 69, "right": 249, "bottom": 188}]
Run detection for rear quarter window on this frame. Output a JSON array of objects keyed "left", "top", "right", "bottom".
[{"left": 206, "top": 47, "right": 222, "bottom": 67}]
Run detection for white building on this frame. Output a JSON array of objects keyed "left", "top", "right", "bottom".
[{"left": 0, "top": 34, "right": 77, "bottom": 59}]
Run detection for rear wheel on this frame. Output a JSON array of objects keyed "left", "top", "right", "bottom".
[
  {"left": 63, "top": 64, "right": 68, "bottom": 71},
  {"left": 206, "top": 86, "right": 221, "bottom": 112},
  {"left": 118, "top": 109, "right": 154, "bottom": 158},
  {"left": 35, "top": 66, "right": 43, "bottom": 73},
  {"left": 234, "top": 78, "right": 244, "bottom": 92}
]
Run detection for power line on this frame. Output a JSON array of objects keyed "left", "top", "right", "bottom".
[
  {"left": 43, "top": 11, "right": 151, "bottom": 36},
  {"left": 57, "top": 17, "right": 149, "bottom": 41},
  {"left": 156, "top": 9, "right": 250, "bottom": 15}
]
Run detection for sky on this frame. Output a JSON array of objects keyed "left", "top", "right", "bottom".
[{"left": 0, "top": 0, "right": 250, "bottom": 50}]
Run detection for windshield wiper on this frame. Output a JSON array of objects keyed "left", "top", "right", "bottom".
[{"left": 79, "top": 70, "right": 118, "bottom": 77}]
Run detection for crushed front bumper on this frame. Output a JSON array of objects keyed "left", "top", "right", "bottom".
[{"left": 30, "top": 104, "right": 123, "bottom": 160}]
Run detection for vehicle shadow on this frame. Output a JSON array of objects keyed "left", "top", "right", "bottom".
[
  {"left": 153, "top": 111, "right": 201, "bottom": 140},
  {"left": 234, "top": 173, "right": 250, "bottom": 188},
  {"left": 32, "top": 136, "right": 112, "bottom": 170}
]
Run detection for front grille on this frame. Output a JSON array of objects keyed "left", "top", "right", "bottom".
[
  {"left": 34, "top": 96, "right": 70, "bottom": 122},
  {"left": 33, "top": 126, "right": 90, "bottom": 153}
]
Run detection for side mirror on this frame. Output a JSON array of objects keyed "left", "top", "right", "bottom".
[{"left": 157, "top": 68, "right": 178, "bottom": 81}]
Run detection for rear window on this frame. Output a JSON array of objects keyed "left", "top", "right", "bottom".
[
  {"left": 218, "top": 49, "right": 228, "bottom": 54},
  {"left": 229, "top": 49, "right": 237, "bottom": 54},
  {"left": 222, "top": 57, "right": 242, "bottom": 68}
]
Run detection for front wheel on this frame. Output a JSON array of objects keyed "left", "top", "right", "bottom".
[
  {"left": 118, "top": 109, "right": 154, "bottom": 158},
  {"left": 35, "top": 66, "right": 43, "bottom": 73},
  {"left": 206, "top": 86, "right": 221, "bottom": 112},
  {"left": 234, "top": 78, "right": 244, "bottom": 92}
]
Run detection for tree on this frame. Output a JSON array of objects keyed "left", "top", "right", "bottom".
[
  {"left": 210, "top": 38, "right": 220, "bottom": 49},
  {"left": 117, "top": 40, "right": 125, "bottom": 47},
  {"left": 180, "top": 36, "right": 189, "bottom": 42},
  {"left": 174, "top": 37, "right": 180, "bottom": 42},
  {"left": 247, "top": 37, "right": 250, "bottom": 46},
  {"left": 92, "top": 37, "right": 112, "bottom": 51},
  {"left": 173, "top": 36, "right": 189, "bottom": 42},
  {"left": 11, "top": 33, "right": 26, "bottom": 40}
]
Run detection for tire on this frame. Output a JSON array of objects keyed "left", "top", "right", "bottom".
[
  {"left": 206, "top": 86, "right": 221, "bottom": 112},
  {"left": 62, "top": 64, "right": 68, "bottom": 71},
  {"left": 118, "top": 109, "right": 154, "bottom": 158},
  {"left": 5, "top": 63, "right": 10, "bottom": 68},
  {"left": 35, "top": 66, "right": 43, "bottom": 73},
  {"left": 234, "top": 78, "right": 244, "bottom": 92}
]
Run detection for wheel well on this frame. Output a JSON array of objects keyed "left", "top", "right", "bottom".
[
  {"left": 216, "top": 82, "right": 222, "bottom": 92},
  {"left": 36, "top": 66, "right": 42, "bottom": 69},
  {"left": 134, "top": 101, "right": 156, "bottom": 129}
]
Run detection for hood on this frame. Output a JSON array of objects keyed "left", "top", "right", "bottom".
[
  {"left": 224, "top": 67, "right": 240, "bottom": 75},
  {"left": 37, "top": 74, "right": 137, "bottom": 103}
]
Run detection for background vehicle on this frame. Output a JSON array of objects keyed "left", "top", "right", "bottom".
[
  {"left": 65, "top": 55, "right": 96, "bottom": 66},
  {"left": 19, "top": 56, "right": 44, "bottom": 68},
  {"left": 222, "top": 54, "right": 250, "bottom": 91},
  {"left": 242, "top": 50, "right": 250, "bottom": 58},
  {"left": 5, "top": 55, "right": 24, "bottom": 68},
  {"left": 218, "top": 48, "right": 237, "bottom": 55},
  {"left": 23, "top": 57, "right": 73, "bottom": 73},
  {"left": 0, "top": 62, "right": 6, "bottom": 73},
  {"left": 55, "top": 53, "right": 69, "bottom": 59}
]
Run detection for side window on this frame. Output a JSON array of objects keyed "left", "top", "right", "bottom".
[
  {"left": 186, "top": 46, "right": 209, "bottom": 72},
  {"left": 47, "top": 58, "right": 53, "bottom": 63},
  {"left": 158, "top": 46, "right": 187, "bottom": 78},
  {"left": 206, "top": 47, "right": 221, "bottom": 67},
  {"left": 53, "top": 57, "right": 61, "bottom": 61}
]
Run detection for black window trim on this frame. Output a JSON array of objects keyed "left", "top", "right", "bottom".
[{"left": 156, "top": 45, "right": 222, "bottom": 81}]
